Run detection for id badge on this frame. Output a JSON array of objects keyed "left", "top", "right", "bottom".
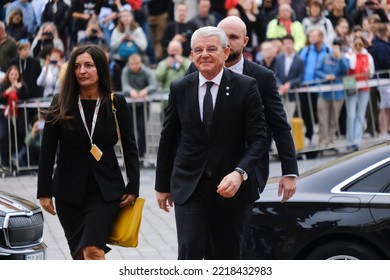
[{"left": 90, "top": 144, "right": 103, "bottom": 161}]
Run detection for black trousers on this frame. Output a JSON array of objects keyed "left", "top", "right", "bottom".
[
  {"left": 174, "top": 175, "right": 253, "bottom": 260},
  {"left": 300, "top": 92, "right": 318, "bottom": 141}
]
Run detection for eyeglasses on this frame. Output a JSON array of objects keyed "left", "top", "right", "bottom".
[{"left": 192, "top": 46, "right": 221, "bottom": 56}]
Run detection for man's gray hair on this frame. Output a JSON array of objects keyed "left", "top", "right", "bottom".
[{"left": 191, "top": 26, "right": 229, "bottom": 49}]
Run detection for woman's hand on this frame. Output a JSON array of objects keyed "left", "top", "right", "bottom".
[
  {"left": 119, "top": 194, "right": 136, "bottom": 208},
  {"left": 39, "top": 197, "right": 57, "bottom": 215}
]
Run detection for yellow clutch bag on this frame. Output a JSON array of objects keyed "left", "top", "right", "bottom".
[{"left": 107, "top": 197, "right": 145, "bottom": 247}]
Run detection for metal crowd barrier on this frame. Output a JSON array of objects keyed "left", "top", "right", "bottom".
[
  {"left": 0, "top": 93, "right": 169, "bottom": 177},
  {"left": 282, "top": 69, "right": 390, "bottom": 158},
  {"left": 1, "top": 70, "right": 390, "bottom": 176}
]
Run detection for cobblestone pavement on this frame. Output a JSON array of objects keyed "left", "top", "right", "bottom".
[{"left": 0, "top": 158, "right": 332, "bottom": 260}]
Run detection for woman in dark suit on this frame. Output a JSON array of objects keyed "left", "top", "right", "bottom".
[{"left": 37, "top": 44, "right": 140, "bottom": 260}]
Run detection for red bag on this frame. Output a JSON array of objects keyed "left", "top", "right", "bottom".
[
  {"left": 2, "top": 90, "right": 18, "bottom": 118},
  {"left": 224, "top": 0, "right": 240, "bottom": 10},
  {"left": 126, "top": 0, "right": 142, "bottom": 11}
]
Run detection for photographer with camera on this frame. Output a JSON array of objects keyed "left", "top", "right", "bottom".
[
  {"left": 352, "top": 0, "right": 389, "bottom": 26},
  {"left": 31, "top": 22, "right": 64, "bottom": 60},
  {"left": 155, "top": 39, "right": 191, "bottom": 92},
  {"left": 37, "top": 48, "right": 64, "bottom": 98},
  {"left": 79, "top": 19, "right": 107, "bottom": 46},
  {"left": 161, "top": 2, "right": 197, "bottom": 57}
]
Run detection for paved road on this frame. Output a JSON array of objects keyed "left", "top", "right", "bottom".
[{"left": 0, "top": 157, "right": 334, "bottom": 260}]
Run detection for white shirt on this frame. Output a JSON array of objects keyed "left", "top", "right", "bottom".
[
  {"left": 227, "top": 55, "right": 244, "bottom": 74},
  {"left": 198, "top": 69, "right": 223, "bottom": 121},
  {"left": 36, "top": 65, "right": 60, "bottom": 97},
  {"left": 284, "top": 51, "right": 295, "bottom": 77}
]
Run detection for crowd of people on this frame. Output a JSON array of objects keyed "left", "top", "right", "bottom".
[
  {"left": 1, "top": 0, "right": 390, "bottom": 261},
  {"left": 1, "top": 0, "right": 390, "bottom": 170}
]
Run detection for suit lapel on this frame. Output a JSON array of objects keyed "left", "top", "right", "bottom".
[
  {"left": 186, "top": 73, "right": 204, "bottom": 128},
  {"left": 243, "top": 59, "right": 254, "bottom": 77},
  {"left": 92, "top": 99, "right": 107, "bottom": 141},
  {"left": 210, "top": 69, "right": 235, "bottom": 136},
  {"left": 281, "top": 55, "right": 288, "bottom": 80},
  {"left": 289, "top": 55, "right": 299, "bottom": 78}
]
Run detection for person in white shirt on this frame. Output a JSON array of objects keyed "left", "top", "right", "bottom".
[{"left": 37, "top": 48, "right": 64, "bottom": 98}]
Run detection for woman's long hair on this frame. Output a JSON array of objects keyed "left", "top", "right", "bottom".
[
  {"left": 117, "top": 10, "right": 139, "bottom": 33},
  {"left": 6, "top": 8, "right": 24, "bottom": 26},
  {"left": 43, "top": 44, "right": 113, "bottom": 123},
  {"left": 1, "top": 65, "right": 22, "bottom": 88}
]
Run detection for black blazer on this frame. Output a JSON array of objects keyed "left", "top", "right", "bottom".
[
  {"left": 243, "top": 59, "right": 298, "bottom": 191},
  {"left": 37, "top": 94, "right": 140, "bottom": 205},
  {"left": 186, "top": 60, "right": 299, "bottom": 193},
  {"left": 274, "top": 53, "right": 305, "bottom": 100},
  {"left": 155, "top": 69, "right": 268, "bottom": 207}
]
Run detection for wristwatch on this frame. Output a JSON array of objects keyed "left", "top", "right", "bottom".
[{"left": 235, "top": 167, "right": 248, "bottom": 181}]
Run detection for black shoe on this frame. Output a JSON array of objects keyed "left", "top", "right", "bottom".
[{"left": 347, "top": 144, "right": 359, "bottom": 151}]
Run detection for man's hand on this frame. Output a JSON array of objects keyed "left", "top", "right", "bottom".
[
  {"left": 278, "top": 82, "right": 291, "bottom": 95},
  {"left": 325, "top": 74, "right": 336, "bottom": 81},
  {"left": 278, "top": 176, "right": 296, "bottom": 203},
  {"left": 217, "top": 171, "right": 243, "bottom": 198},
  {"left": 138, "top": 88, "right": 148, "bottom": 98},
  {"left": 156, "top": 192, "right": 173, "bottom": 212}
]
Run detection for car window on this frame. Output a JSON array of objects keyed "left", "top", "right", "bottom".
[{"left": 343, "top": 164, "right": 390, "bottom": 193}]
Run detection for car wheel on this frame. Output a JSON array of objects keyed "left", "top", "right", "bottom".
[{"left": 305, "top": 240, "right": 383, "bottom": 260}]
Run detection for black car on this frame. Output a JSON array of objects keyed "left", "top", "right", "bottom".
[
  {"left": 0, "top": 191, "right": 46, "bottom": 260},
  {"left": 246, "top": 141, "right": 390, "bottom": 260}
]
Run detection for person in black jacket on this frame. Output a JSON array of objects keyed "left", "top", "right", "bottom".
[
  {"left": 9, "top": 40, "right": 43, "bottom": 99},
  {"left": 186, "top": 16, "right": 298, "bottom": 198},
  {"left": 352, "top": 0, "right": 389, "bottom": 26},
  {"left": 37, "top": 44, "right": 140, "bottom": 260},
  {"left": 161, "top": 2, "right": 197, "bottom": 57},
  {"left": 5, "top": 8, "right": 28, "bottom": 41},
  {"left": 41, "top": 0, "right": 71, "bottom": 53},
  {"left": 155, "top": 26, "right": 268, "bottom": 259},
  {"left": 8, "top": 40, "right": 43, "bottom": 149}
]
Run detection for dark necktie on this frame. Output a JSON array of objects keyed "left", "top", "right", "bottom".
[{"left": 203, "top": 81, "right": 214, "bottom": 135}]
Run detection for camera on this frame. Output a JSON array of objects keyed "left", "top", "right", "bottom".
[
  {"left": 365, "top": 1, "right": 375, "bottom": 6},
  {"left": 171, "top": 61, "right": 180, "bottom": 70},
  {"left": 42, "top": 31, "right": 53, "bottom": 39},
  {"left": 49, "top": 60, "right": 58, "bottom": 65},
  {"left": 181, "top": 30, "right": 192, "bottom": 38}
]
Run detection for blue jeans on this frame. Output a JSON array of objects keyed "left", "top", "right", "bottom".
[{"left": 345, "top": 90, "right": 370, "bottom": 147}]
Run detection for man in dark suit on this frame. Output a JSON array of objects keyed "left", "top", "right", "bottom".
[
  {"left": 274, "top": 35, "right": 305, "bottom": 121},
  {"left": 187, "top": 16, "right": 298, "bottom": 197},
  {"left": 155, "top": 26, "right": 268, "bottom": 259},
  {"left": 219, "top": 16, "right": 299, "bottom": 195}
]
